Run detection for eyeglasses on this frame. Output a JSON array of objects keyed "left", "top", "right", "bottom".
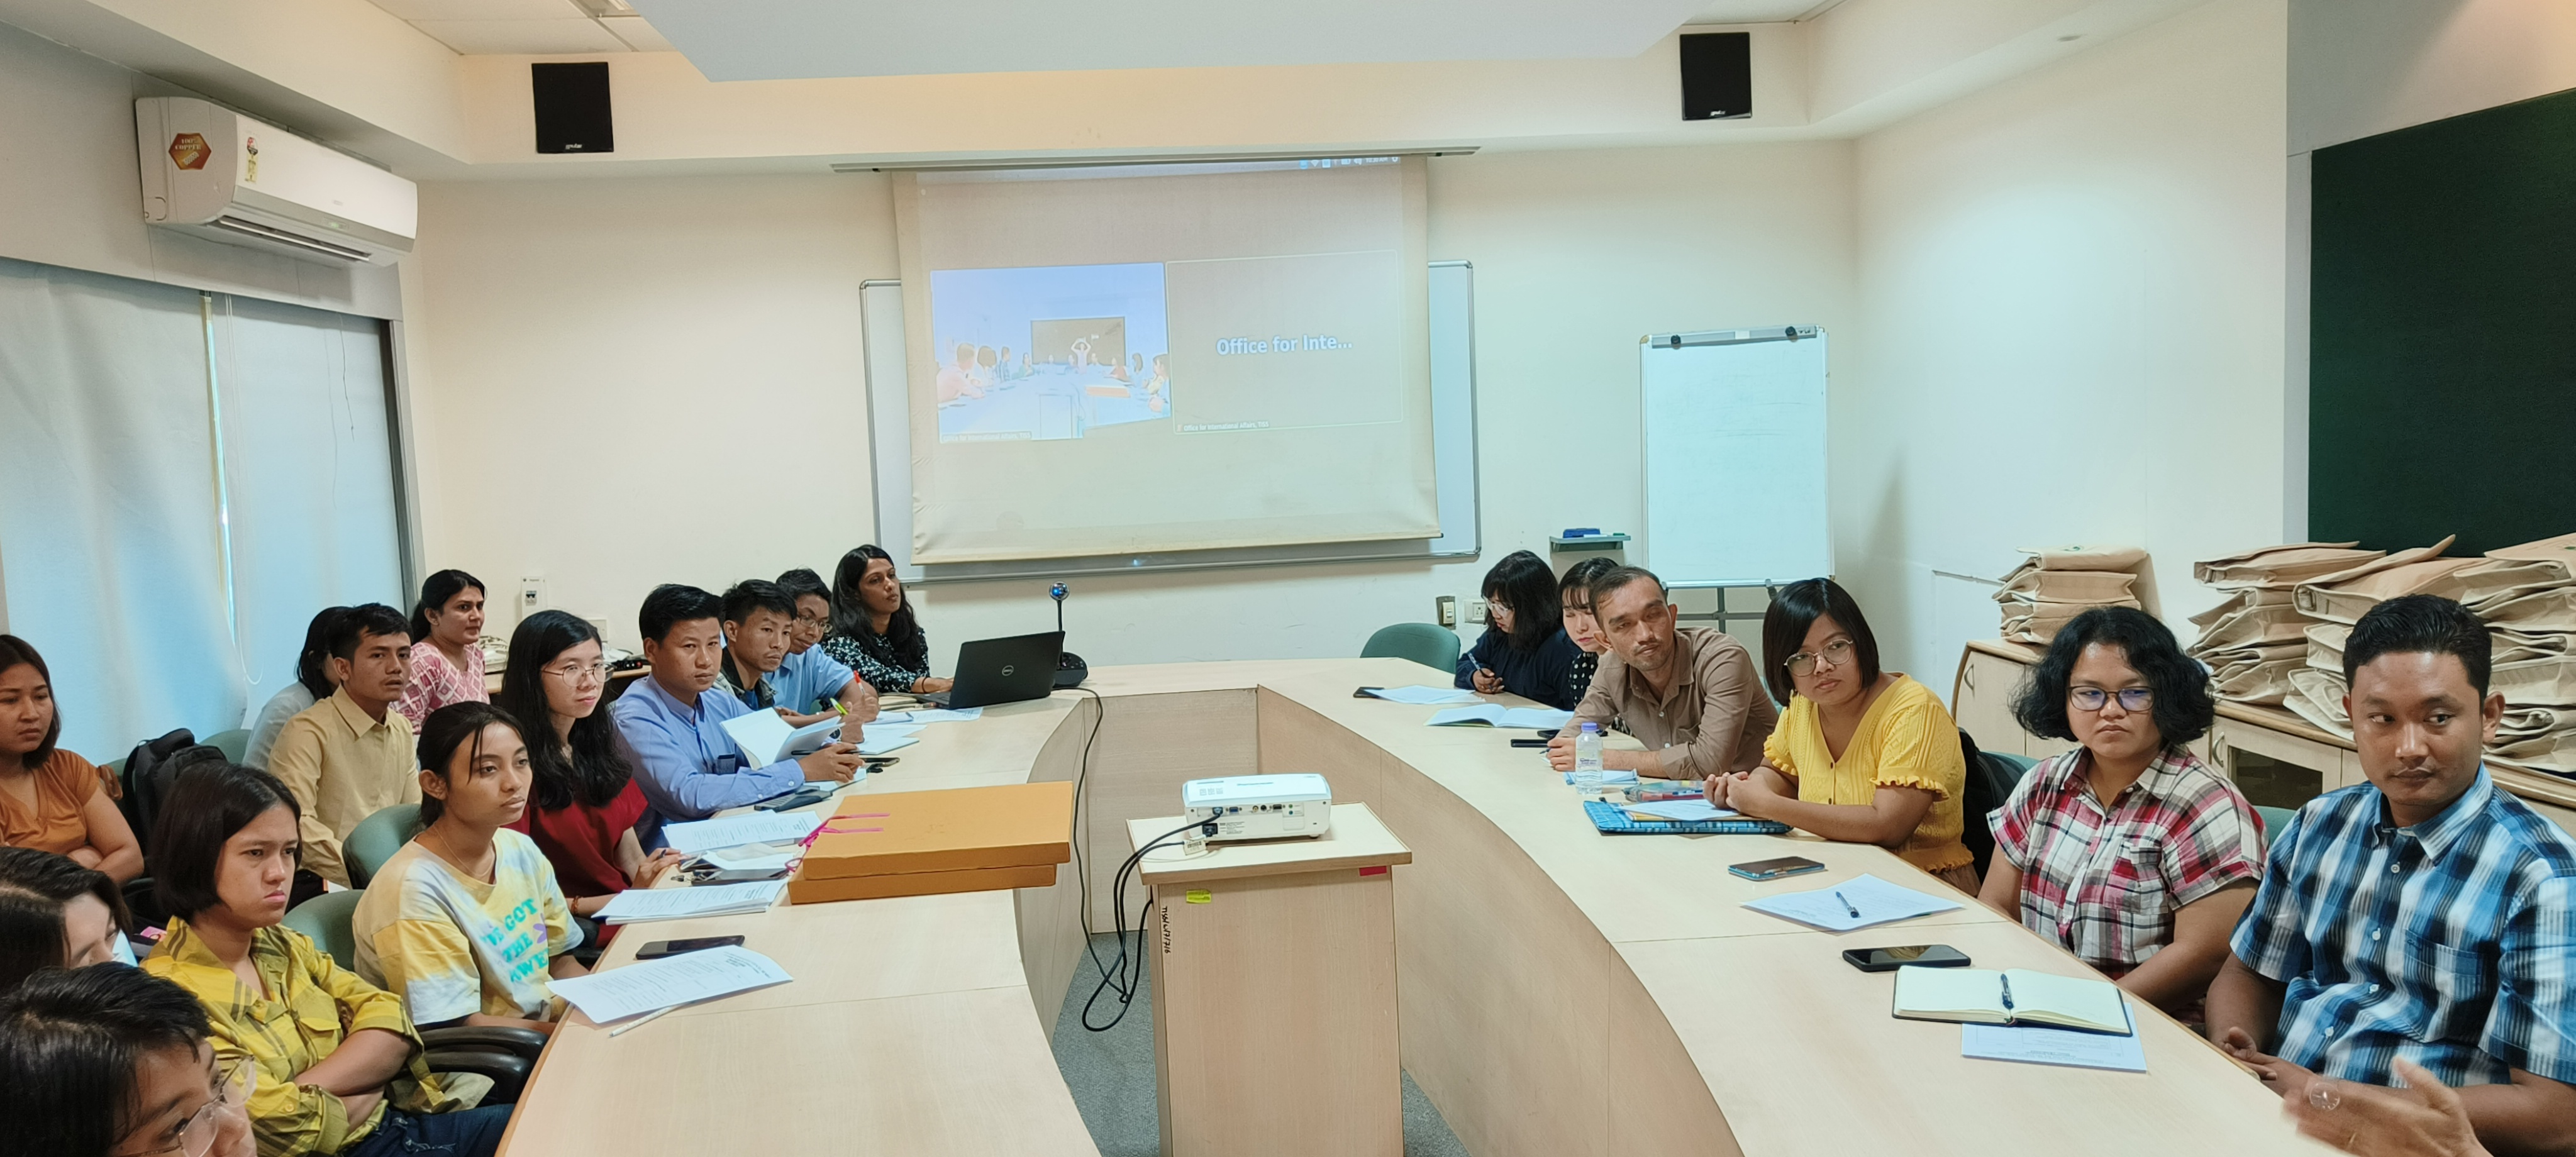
[
  {"left": 2070, "top": 687, "right": 2153, "bottom": 712},
  {"left": 1784, "top": 638, "right": 1855, "bottom": 678},
  {"left": 543, "top": 661, "right": 609, "bottom": 685},
  {"left": 123, "top": 1056, "right": 252, "bottom": 1157}
]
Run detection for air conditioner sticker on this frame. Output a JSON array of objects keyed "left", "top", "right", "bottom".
[
  {"left": 244, "top": 137, "right": 260, "bottom": 182},
  {"left": 168, "top": 133, "right": 210, "bottom": 171}
]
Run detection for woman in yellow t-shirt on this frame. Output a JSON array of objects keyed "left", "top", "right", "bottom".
[{"left": 1707, "top": 578, "right": 1975, "bottom": 892}]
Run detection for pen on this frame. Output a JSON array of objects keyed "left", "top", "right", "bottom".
[
  {"left": 1834, "top": 890, "right": 1860, "bottom": 919},
  {"left": 1999, "top": 974, "right": 2016, "bottom": 1014},
  {"left": 609, "top": 1003, "right": 680, "bottom": 1038}
]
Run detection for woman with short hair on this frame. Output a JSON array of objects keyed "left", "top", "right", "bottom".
[
  {"left": 0, "top": 963, "right": 255, "bottom": 1157},
  {"left": 0, "top": 847, "right": 130, "bottom": 992},
  {"left": 1980, "top": 605, "right": 2261, "bottom": 1019},
  {"left": 1453, "top": 550, "right": 1583, "bottom": 710}
]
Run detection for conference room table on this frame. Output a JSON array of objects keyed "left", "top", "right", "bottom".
[{"left": 494, "top": 658, "right": 2328, "bottom": 1156}]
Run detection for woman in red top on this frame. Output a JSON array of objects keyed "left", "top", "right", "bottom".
[{"left": 494, "top": 612, "right": 682, "bottom": 937}]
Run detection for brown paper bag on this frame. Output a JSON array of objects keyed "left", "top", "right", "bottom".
[
  {"left": 2194, "top": 543, "right": 2384, "bottom": 590},
  {"left": 2295, "top": 557, "right": 2484, "bottom": 624}
]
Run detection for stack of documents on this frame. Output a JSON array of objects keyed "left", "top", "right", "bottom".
[
  {"left": 1740, "top": 873, "right": 1962, "bottom": 932},
  {"left": 1994, "top": 546, "right": 2148, "bottom": 645},
  {"left": 547, "top": 944, "right": 793, "bottom": 1024},
  {"left": 662, "top": 811, "right": 822, "bottom": 855},
  {"left": 1359, "top": 685, "right": 1480, "bottom": 706},
  {"left": 592, "top": 880, "right": 787, "bottom": 924},
  {"left": 718, "top": 712, "right": 843, "bottom": 770},
  {"left": 1425, "top": 704, "right": 1574, "bottom": 729},
  {"left": 2189, "top": 541, "right": 2387, "bottom": 707}
]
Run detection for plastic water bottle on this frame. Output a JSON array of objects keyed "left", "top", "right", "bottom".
[{"left": 1573, "top": 722, "right": 1605, "bottom": 794}]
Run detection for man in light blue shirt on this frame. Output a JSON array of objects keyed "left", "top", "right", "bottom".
[
  {"left": 770, "top": 569, "right": 876, "bottom": 720},
  {"left": 612, "top": 584, "right": 861, "bottom": 828}
]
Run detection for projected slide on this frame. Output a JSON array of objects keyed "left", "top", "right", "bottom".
[
  {"left": 929, "top": 250, "right": 1402, "bottom": 443},
  {"left": 930, "top": 263, "right": 1172, "bottom": 443}
]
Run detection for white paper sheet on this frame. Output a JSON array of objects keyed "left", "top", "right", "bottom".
[
  {"left": 1740, "top": 873, "right": 1963, "bottom": 932},
  {"left": 592, "top": 880, "right": 787, "bottom": 924},
  {"left": 873, "top": 707, "right": 985, "bottom": 724},
  {"left": 717, "top": 712, "right": 844, "bottom": 769},
  {"left": 1362, "top": 685, "right": 1481, "bottom": 706},
  {"left": 1963, "top": 1014, "right": 2145, "bottom": 1073},
  {"left": 546, "top": 945, "right": 794, "bottom": 1024},
  {"left": 661, "top": 811, "right": 823, "bottom": 855},
  {"left": 856, "top": 734, "right": 919, "bottom": 756},
  {"left": 1424, "top": 705, "right": 1575, "bottom": 729},
  {"left": 1623, "top": 799, "right": 1740, "bottom": 822},
  {"left": 701, "top": 846, "right": 799, "bottom": 872}
]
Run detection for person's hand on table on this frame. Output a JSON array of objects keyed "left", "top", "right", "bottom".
[
  {"left": 849, "top": 682, "right": 880, "bottom": 722},
  {"left": 1703, "top": 773, "right": 1733, "bottom": 809},
  {"left": 778, "top": 707, "right": 836, "bottom": 728},
  {"left": 798, "top": 741, "right": 862, "bottom": 783},
  {"left": 1470, "top": 667, "right": 1504, "bottom": 695},
  {"left": 2223, "top": 1027, "right": 2322, "bottom": 1099},
  {"left": 630, "top": 848, "right": 686, "bottom": 890},
  {"left": 1546, "top": 734, "right": 1578, "bottom": 771},
  {"left": 2288, "top": 1060, "right": 2490, "bottom": 1157},
  {"left": 913, "top": 677, "right": 955, "bottom": 695},
  {"left": 1723, "top": 771, "right": 1784, "bottom": 819}
]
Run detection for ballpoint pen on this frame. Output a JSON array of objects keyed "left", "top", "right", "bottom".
[{"left": 1834, "top": 890, "right": 1860, "bottom": 919}]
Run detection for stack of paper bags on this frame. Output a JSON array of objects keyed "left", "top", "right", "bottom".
[
  {"left": 1995, "top": 546, "right": 2150, "bottom": 645},
  {"left": 2275, "top": 539, "right": 2468, "bottom": 725},
  {"left": 2478, "top": 534, "right": 2576, "bottom": 778},
  {"left": 2189, "top": 543, "right": 2386, "bottom": 707}
]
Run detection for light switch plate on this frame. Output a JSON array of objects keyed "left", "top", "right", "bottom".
[{"left": 1435, "top": 595, "right": 1457, "bottom": 628}]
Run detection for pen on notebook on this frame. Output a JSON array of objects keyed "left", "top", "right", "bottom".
[
  {"left": 608, "top": 1003, "right": 680, "bottom": 1038},
  {"left": 1998, "top": 974, "right": 2016, "bottom": 1014},
  {"left": 1834, "top": 890, "right": 1860, "bottom": 919}
]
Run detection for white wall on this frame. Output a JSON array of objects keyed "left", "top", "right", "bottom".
[
  {"left": 2289, "top": 0, "right": 2576, "bottom": 154},
  {"left": 0, "top": 20, "right": 402, "bottom": 318},
  {"left": 406, "top": 142, "right": 1854, "bottom": 660},
  {"left": 1841, "top": 0, "right": 2290, "bottom": 683}
]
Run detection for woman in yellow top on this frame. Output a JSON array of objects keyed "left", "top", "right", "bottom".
[{"left": 1706, "top": 578, "right": 1976, "bottom": 892}]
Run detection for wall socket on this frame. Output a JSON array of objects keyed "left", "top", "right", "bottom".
[
  {"left": 1435, "top": 595, "right": 1457, "bottom": 628},
  {"left": 518, "top": 575, "right": 546, "bottom": 621},
  {"left": 1467, "top": 599, "right": 1487, "bottom": 625}
]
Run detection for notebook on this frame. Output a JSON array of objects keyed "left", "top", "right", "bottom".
[
  {"left": 718, "top": 711, "right": 843, "bottom": 770},
  {"left": 1892, "top": 966, "right": 2131, "bottom": 1036}
]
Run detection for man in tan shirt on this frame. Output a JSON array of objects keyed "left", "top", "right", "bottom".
[
  {"left": 266, "top": 602, "right": 419, "bottom": 886},
  {"left": 1550, "top": 567, "right": 1777, "bottom": 780}
]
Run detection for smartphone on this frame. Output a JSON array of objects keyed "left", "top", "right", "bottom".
[
  {"left": 1726, "top": 855, "right": 1828, "bottom": 882},
  {"left": 755, "top": 787, "right": 835, "bottom": 812},
  {"left": 1509, "top": 738, "right": 1551, "bottom": 748},
  {"left": 635, "top": 935, "right": 745, "bottom": 961},
  {"left": 1355, "top": 687, "right": 1385, "bottom": 699},
  {"left": 1841, "top": 944, "right": 1971, "bottom": 973},
  {"left": 700, "top": 866, "right": 791, "bottom": 884}
]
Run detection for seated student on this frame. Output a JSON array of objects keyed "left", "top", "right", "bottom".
[
  {"left": 0, "top": 964, "right": 256, "bottom": 1157},
  {"left": 396, "top": 571, "right": 487, "bottom": 728},
  {"left": 2209, "top": 595, "right": 2576, "bottom": 1155},
  {"left": 822, "top": 546, "right": 954, "bottom": 696},
  {"left": 1705, "top": 578, "right": 1977, "bottom": 892},
  {"left": 1557, "top": 556, "right": 1619, "bottom": 708},
  {"left": 717, "top": 579, "right": 874, "bottom": 733},
  {"left": 1549, "top": 567, "right": 1777, "bottom": 780},
  {"left": 496, "top": 611, "right": 683, "bottom": 928},
  {"left": 1979, "top": 606, "right": 2262, "bottom": 1017},
  {"left": 143, "top": 763, "right": 506, "bottom": 1157},
  {"left": 0, "top": 636, "right": 144, "bottom": 884},
  {"left": 355, "top": 703, "right": 584, "bottom": 1038},
  {"left": 611, "top": 585, "right": 860, "bottom": 825},
  {"left": 267, "top": 606, "right": 419, "bottom": 889},
  {"left": 772, "top": 568, "right": 877, "bottom": 724},
  {"left": 1454, "top": 551, "right": 1583, "bottom": 711},
  {"left": 0, "top": 847, "right": 130, "bottom": 992},
  {"left": 247, "top": 608, "right": 348, "bottom": 771}
]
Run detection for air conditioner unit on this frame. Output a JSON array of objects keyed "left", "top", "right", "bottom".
[{"left": 135, "top": 97, "right": 416, "bottom": 265}]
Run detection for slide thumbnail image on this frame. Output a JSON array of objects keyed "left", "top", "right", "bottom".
[{"left": 929, "top": 262, "right": 1172, "bottom": 443}]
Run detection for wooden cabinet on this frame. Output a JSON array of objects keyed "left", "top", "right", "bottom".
[{"left": 1950, "top": 642, "right": 2075, "bottom": 761}]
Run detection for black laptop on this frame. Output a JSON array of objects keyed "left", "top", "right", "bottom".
[{"left": 919, "top": 631, "right": 1065, "bottom": 709}]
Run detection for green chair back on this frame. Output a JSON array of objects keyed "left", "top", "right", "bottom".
[
  {"left": 1360, "top": 623, "right": 1462, "bottom": 674},
  {"left": 344, "top": 804, "right": 423, "bottom": 889},
  {"left": 205, "top": 729, "right": 252, "bottom": 763},
  {"left": 282, "top": 890, "right": 365, "bottom": 970},
  {"left": 2255, "top": 805, "right": 2299, "bottom": 849}
]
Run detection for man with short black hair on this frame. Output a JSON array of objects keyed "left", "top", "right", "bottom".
[
  {"left": 267, "top": 602, "right": 418, "bottom": 887},
  {"left": 612, "top": 584, "right": 862, "bottom": 826},
  {"left": 716, "top": 579, "right": 875, "bottom": 728},
  {"left": 770, "top": 569, "right": 876, "bottom": 724},
  {"left": 2209, "top": 594, "right": 2576, "bottom": 1155},
  {"left": 1548, "top": 566, "right": 1776, "bottom": 780}
]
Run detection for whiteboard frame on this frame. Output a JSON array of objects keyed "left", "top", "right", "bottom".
[
  {"left": 860, "top": 261, "right": 1479, "bottom": 584},
  {"left": 1638, "top": 325, "right": 1829, "bottom": 590}
]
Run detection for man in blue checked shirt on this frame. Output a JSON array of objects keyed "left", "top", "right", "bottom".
[{"left": 2209, "top": 595, "right": 2576, "bottom": 1156}]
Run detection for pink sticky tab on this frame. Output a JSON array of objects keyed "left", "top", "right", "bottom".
[{"left": 1359, "top": 865, "right": 1389, "bottom": 877}]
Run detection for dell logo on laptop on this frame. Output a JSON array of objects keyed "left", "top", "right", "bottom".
[{"left": 1001, "top": 665, "right": 1015, "bottom": 677}]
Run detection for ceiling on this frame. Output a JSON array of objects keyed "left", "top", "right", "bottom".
[{"left": 367, "top": 0, "right": 1830, "bottom": 66}]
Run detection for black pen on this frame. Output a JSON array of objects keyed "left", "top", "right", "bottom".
[{"left": 1834, "top": 890, "right": 1860, "bottom": 919}]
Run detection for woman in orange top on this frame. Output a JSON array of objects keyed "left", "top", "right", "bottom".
[
  {"left": 1706, "top": 580, "right": 1975, "bottom": 892},
  {"left": 0, "top": 636, "right": 144, "bottom": 884}
]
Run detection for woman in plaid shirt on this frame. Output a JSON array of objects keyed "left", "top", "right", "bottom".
[{"left": 1979, "top": 606, "right": 2264, "bottom": 1021}]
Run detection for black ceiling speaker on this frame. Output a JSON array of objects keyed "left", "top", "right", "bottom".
[
  {"left": 533, "top": 62, "right": 614, "bottom": 154},
  {"left": 1679, "top": 32, "right": 1752, "bottom": 121}
]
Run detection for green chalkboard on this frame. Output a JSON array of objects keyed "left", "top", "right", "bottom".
[{"left": 2309, "top": 86, "right": 2576, "bottom": 554}]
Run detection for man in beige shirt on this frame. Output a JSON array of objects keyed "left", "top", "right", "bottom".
[
  {"left": 266, "top": 602, "right": 419, "bottom": 886},
  {"left": 1550, "top": 567, "right": 1777, "bottom": 780}
]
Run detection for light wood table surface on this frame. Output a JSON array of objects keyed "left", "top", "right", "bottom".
[{"left": 497, "top": 659, "right": 2325, "bottom": 1157}]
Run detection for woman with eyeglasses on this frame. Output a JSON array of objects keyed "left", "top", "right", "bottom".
[
  {"left": 1453, "top": 551, "right": 1584, "bottom": 710},
  {"left": 1706, "top": 578, "right": 1979, "bottom": 892},
  {"left": 141, "top": 763, "right": 506, "bottom": 1156},
  {"left": 1980, "top": 605, "right": 2262, "bottom": 1019},
  {"left": 0, "top": 963, "right": 255, "bottom": 1157},
  {"left": 494, "top": 612, "right": 684, "bottom": 933}
]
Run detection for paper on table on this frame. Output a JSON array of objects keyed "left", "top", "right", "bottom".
[
  {"left": 1624, "top": 799, "right": 1740, "bottom": 822},
  {"left": 1740, "top": 873, "right": 1963, "bottom": 932},
  {"left": 547, "top": 944, "right": 794, "bottom": 1024},
  {"left": 862, "top": 722, "right": 925, "bottom": 740},
  {"left": 1963, "top": 1009, "right": 2145, "bottom": 1073},
  {"left": 1362, "top": 685, "right": 1481, "bottom": 706},
  {"left": 1562, "top": 770, "right": 1640, "bottom": 787},
  {"left": 875, "top": 707, "right": 984, "bottom": 724},
  {"left": 661, "top": 811, "right": 822, "bottom": 855},
  {"left": 592, "top": 880, "right": 786, "bottom": 924},
  {"left": 1424, "top": 705, "right": 1575, "bottom": 729},
  {"left": 701, "top": 846, "right": 798, "bottom": 872},
  {"left": 855, "top": 734, "right": 918, "bottom": 757},
  {"left": 717, "top": 712, "right": 843, "bottom": 770}
]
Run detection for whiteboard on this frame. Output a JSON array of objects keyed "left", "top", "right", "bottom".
[
  {"left": 859, "top": 262, "right": 1479, "bottom": 584},
  {"left": 1640, "top": 328, "right": 1830, "bottom": 587}
]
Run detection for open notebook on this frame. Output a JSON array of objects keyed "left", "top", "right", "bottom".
[{"left": 1892, "top": 967, "right": 2131, "bottom": 1036}]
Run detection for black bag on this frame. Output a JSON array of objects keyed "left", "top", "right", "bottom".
[
  {"left": 1956, "top": 729, "right": 2032, "bottom": 883},
  {"left": 116, "top": 729, "right": 201, "bottom": 842}
]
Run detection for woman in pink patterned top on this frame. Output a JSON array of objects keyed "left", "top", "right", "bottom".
[{"left": 396, "top": 570, "right": 488, "bottom": 727}]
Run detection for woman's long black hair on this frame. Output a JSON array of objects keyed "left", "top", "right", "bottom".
[
  {"left": 294, "top": 607, "right": 350, "bottom": 700},
  {"left": 408, "top": 569, "right": 484, "bottom": 643},
  {"left": 496, "top": 611, "right": 634, "bottom": 812},
  {"left": 1480, "top": 551, "right": 1560, "bottom": 654},
  {"left": 830, "top": 546, "right": 928, "bottom": 670}
]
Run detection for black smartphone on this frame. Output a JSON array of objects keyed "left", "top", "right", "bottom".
[
  {"left": 1726, "top": 855, "right": 1828, "bottom": 882},
  {"left": 1509, "top": 738, "right": 1551, "bottom": 748},
  {"left": 635, "top": 935, "right": 745, "bottom": 961},
  {"left": 1841, "top": 944, "right": 1971, "bottom": 973},
  {"left": 1355, "top": 687, "right": 1384, "bottom": 699},
  {"left": 700, "top": 866, "right": 791, "bottom": 884},
  {"left": 756, "top": 787, "right": 835, "bottom": 812}
]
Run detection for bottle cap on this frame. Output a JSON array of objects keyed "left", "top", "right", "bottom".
[{"left": 1580, "top": 721, "right": 1598, "bottom": 733}]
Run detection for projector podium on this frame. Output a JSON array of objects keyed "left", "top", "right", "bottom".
[{"left": 1125, "top": 803, "right": 1412, "bottom": 1157}]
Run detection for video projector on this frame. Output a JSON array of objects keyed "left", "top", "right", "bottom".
[{"left": 1181, "top": 774, "right": 1333, "bottom": 843}]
